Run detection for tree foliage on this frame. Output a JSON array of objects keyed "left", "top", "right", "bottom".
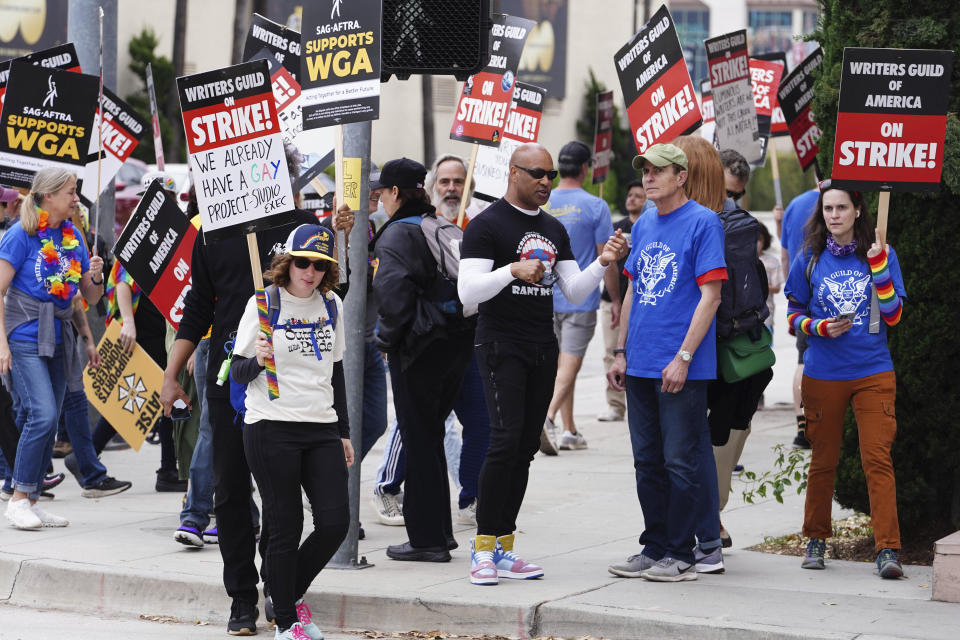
[
  {"left": 124, "top": 29, "right": 181, "bottom": 164},
  {"left": 812, "top": 1, "right": 960, "bottom": 538}
]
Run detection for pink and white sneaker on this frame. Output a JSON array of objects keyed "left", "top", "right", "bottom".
[
  {"left": 494, "top": 534, "right": 543, "bottom": 580},
  {"left": 275, "top": 622, "right": 312, "bottom": 640},
  {"left": 470, "top": 535, "right": 499, "bottom": 585},
  {"left": 294, "top": 598, "right": 323, "bottom": 640}
]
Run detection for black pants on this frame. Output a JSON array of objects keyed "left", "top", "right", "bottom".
[
  {"left": 0, "top": 384, "right": 18, "bottom": 470},
  {"left": 244, "top": 419, "right": 348, "bottom": 631},
  {"left": 475, "top": 340, "right": 559, "bottom": 537},
  {"left": 388, "top": 332, "right": 473, "bottom": 548},
  {"left": 208, "top": 395, "right": 269, "bottom": 604}
]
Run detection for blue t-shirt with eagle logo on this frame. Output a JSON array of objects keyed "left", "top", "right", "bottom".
[{"left": 623, "top": 199, "right": 726, "bottom": 380}]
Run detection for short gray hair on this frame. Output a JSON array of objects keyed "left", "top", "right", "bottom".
[
  {"left": 719, "top": 149, "right": 751, "bottom": 183},
  {"left": 424, "top": 153, "right": 474, "bottom": 205}
]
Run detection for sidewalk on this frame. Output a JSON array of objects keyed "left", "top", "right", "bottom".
[{"left": 1, "top": 318, "right": 955, "bottom": 639}]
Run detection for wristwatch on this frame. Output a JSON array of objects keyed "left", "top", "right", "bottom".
[{"left": 677, "top": 350, "right": 692, "bottom": 363}]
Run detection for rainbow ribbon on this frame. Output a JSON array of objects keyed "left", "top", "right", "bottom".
[{"left": 255, "top": 288, "right": 280, "bottom": 400}]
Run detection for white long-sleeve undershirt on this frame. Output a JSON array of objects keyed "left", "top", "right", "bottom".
[{"left": 458, "top": 257, "right": 607, "bottom": 306}]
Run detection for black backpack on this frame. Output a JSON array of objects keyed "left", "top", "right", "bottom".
[{"left": 715, "top": 208, "right": 770, "bottom": 340}]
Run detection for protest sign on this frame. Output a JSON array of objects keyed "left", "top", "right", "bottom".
[
  {"left": 0, "top": 42, "right": 81, "bottom": 106},
  {"left": 753, "top": 52, "right": 788, "bottom": 136},
  {"left": 699, "top": 79, "right": 716, "bottom": 146},
  {"left": 614, "top": 5, "right": 701, "bottom": 154},
  {"left": 300, "top": 0, "right": 381, "bottom": 129},
  {"left": 778, "top": 47, "right": 823, "bottom": 172},
  {"left": 113, "top": 180, "right": 198, "bottom": 328},
  {"left": 705, "top": 29, "right": 761, "bottom": 164},
  {"left": 177, "top": 59, "right": 294, "bottom": 243},
  {"left": 80, "top": 87, "right": 146, "bottom": 203},
  {"left": 450, "top": 13, "right": 536, "bottom": 148},
  {"left": 830, "top": 47, "right": 954, "bottom": 193},
  {"left": 592, "top": 90, "right": 614, "bottom": 185},
  {"left": 473, "top": 82, "right": 546, "bottom": 202},
  {"left": 0, "top": 60, "right": 98, "bottom": 189},
  {"left": 84, "top": 320, "right": 164, "bottom": 451},
  {"left": 749, "top": 55, "right": 785, "bottom": 142},
  {"left": 244, "top": 13, "right": 301, "bottom": 82}
]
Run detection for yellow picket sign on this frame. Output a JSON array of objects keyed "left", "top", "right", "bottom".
[{"left": 82, "top": 321, "right": 164, "bottom": 451}]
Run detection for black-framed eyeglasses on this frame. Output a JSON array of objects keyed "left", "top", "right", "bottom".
[
  {"left": 726, "top": 188, "right": 745, "bottom": 201},
  {"left": 293, "top": 256, "right": 328, "bottom": 272},
  {"left": 513, "top": 165, "right": 558, "bottom": 181}
]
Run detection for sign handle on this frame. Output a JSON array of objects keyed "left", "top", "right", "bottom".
[
  {"left": 598, "top": 182, "right": 604, "bottom": 203},
  {"left": 457, "top": 143, "right": 479, "bottom": 228},
  {"left": 877, "top": 191, "right": 890, "bottom": 247},
  {"left": 146, "top": 63, "right": 165, "bottom": 171},
  {"left": 91, "top": 6, "right": 104, "bottom": 257},
  {"left": 247, "top": 233, "right": 279, "bottom": 400},
  {"left": 334, "top": 125, "right": 348, "bottom": 284},
  {"left": 769, "top": 137, "right": 783, "bottom": 209}
]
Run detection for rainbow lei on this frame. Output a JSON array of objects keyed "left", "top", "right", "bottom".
[
  {"left": 37, "top": 207, "right": 83, "bottom": 301},
  {"left": 255, "top": 288, "right": 280, "bottom": 400}
]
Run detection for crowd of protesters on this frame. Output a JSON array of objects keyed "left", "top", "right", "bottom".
[{"left": 0, "top": 130, "right": 907, "bottom": 637}]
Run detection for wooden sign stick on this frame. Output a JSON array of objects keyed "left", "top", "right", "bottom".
[
  {"left": 877, "top": 191, "right": 890, "bottom": 247},
  {"left": 456, "top": 143, "right": 479, "bottom": 228},
  {"left": 769, "top": 137, "right": 783, "bottom": 209}
]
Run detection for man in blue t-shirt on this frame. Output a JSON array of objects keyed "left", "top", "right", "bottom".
[
  {"left": 538, "top": 141, "right": 616, "bottom": 454},
  {"left": 606, "top": 144, "right": 727, "bottom": 582}
]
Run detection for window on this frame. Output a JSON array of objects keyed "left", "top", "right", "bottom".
[
  {"left": 674, "top": 8, "right": 710, "bottom": 85},
  {"left": 748, "top": 10, "right": 793, "bottom": 56}
]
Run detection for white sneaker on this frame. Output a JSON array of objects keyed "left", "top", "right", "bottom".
[
  {"left": 275, "top": 621, "right": 313, "bottom": 639},
  {"left": 559, "top": 430, "right": 588, "bottom": 450},
  {"left": 597, "top": 409, "right": 624, "bottom": 422},
  {"left": 371, "top": 491, "right": 404, "bottom": 526},
  {"left": 539, "top": 417, "right": 559, "bottom": 456},
  {"left": 457, "top": 499, "right": 477, "bottom": 526},
  {"left": 5, "top": 498, "right": 42, "bottom": 530},
  {"left": 30, "top": 503, "right": 69, "bottom": 527}
]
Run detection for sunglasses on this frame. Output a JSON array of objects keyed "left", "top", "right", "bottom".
[
  {"left": 726, "top": 188, "right": 745, "bottom": 201},
  {"left": 513, "top": 165, "right": 558, "bottom": 181},
  {"left": 293, "top": 256, "right": 328, "bottom": 272}
]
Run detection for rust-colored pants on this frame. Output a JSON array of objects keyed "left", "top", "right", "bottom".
[{"left": 801, "top": 371, "right": 900, "bottom": 551}]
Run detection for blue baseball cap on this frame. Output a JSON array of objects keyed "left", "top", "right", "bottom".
[{"left": 285, "top": 224, "right": 338, "bottom": 264}]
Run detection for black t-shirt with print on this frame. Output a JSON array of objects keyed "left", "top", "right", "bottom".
[{"left": 461, "top": 198, "right": 574, "bottom": 344}]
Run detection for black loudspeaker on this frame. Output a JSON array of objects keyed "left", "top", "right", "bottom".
[{"left": 380, "top": 0, "right": 493, "bottom": 81}]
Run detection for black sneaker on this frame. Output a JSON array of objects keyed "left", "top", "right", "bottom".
[
  {"left": 155, "top": 468, "right": 188, "bottom": 493},
  {"left": 792, "top": 432, "right": 811, "bottom": 449},
  {"left": 227, "top": 600, "right": 258, "bottom": 636},
  {"left": 43, "top": 472, "right": 65, "bottom": 491},
  {"left": 876, "top": 548, "right": 904, "bottom": 579},
  {"left": 81, "top": 476, "right": 132, "bottom": 498}
]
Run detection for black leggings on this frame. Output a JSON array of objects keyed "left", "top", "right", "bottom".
[{"left": 243, "top": 419, "right": 348, "bottom": 630}]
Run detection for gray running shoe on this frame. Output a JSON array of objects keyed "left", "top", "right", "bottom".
[
  {"left": 641, "top": 557, "right": 697, "bottom": 582},
  {"left": 539, "top": 417, "right": 559, "bottom": 456},
  {"left": 694, "top": 546, "right": 724, "bottom": 574},
  {"left": 801, "top": 538, "right": 826, "bottom": 570},
  {"left": 876, "top": 548, "right": 903, "bottom": 579},
  {"left": 608, "top": 553, "right": 656, "bottom": 578}
]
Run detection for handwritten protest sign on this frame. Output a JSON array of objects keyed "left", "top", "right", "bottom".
[
  {"left": 80, "top": 87, "right": 146, "bottom": 203},
  {"left": 705, "top": 30, "right": 761, "bottom": 164},
  {"left": 113, "top": 180, "right": 198, "bottom": 328},
  {"left": 83, "top": 320, "right": 164, "bottom": 451},
  {"left": 831, "top": 47, "right": 954, "bottom": 192},
  {"left": 778, "top": 47, "right": 823, "bottom": 172},
  {"left": 177, "top": 59, "right": 294, "bottom": 243},
  {"left": 300, "top": 0, "right": 381, "bottom": 129},
  {"left": 0, "top": 60, "right": 97, "bottom": 189},
  {"left": 592, "top": 90, "right": 614, "bottom": 184},
  {"left": 244, "top": 13, "right": 301, "bottom": 82},
  {"left": 473, "top": 82, "right": 545, "bottom": 201},
  {"left": 0, "top": 43, "right": 81, "bottom": 106},
  {"left": 450, "top": 13, "right": 535, "bottom": 147},
  {"left": 614, "top": 5, "right": 701, "bottom": 154}
]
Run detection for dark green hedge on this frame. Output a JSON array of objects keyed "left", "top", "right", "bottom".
[{"left": 813, "top": 1, "right": 960, "bottom": 538}]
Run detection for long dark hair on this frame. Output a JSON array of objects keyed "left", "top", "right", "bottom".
[{"left": 802, "top": 186, "right": 874, "bottom": 262}]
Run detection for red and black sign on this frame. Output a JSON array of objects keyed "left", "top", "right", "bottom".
[
  {"left": 831, "top": 47, "right": 954, "bottom": 193},
  {"left": 592, "top": 90, "right": 614, "bottom": 184},
  {"left": 614, "top": 5, "right": 700, "bottom": 155},
  {"left": 80, "top": 87, "right": 147, "bottom": 204},
  {"left": 244, "top": 13, "right": 301, "bottom": 82},
  {"left": 699, "top": 79, "right": 716, "bottom": 146},
  {"left": 778, "top": 47, "right": 823, "bottom": 172},
  {"left": 749, "top": 54, "right": 785, "bottom": 140},
  {"left": 705, "top": 29, "right": 761, "bottom": 164},
  {"left": 753, "top": 52, "right": 788, "bottom": 137},
  {"left": 0, "top": 59, "right": 97, "bottom": 189},
  {"left": 113, "top": 180, "right": 198, "bottom": 329},
  {"left": 0, "top": 42, "right": 81, "bottom": 105},
  {"left": 450, "top": 13, "right": 535, "bottom": 147}
]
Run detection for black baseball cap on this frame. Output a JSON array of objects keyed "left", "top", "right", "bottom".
[
  {"left": 369, "top": 157, "right": 426, "bottom": 190},
  {"left": 558, "top": 140, "right": 591, "bottom": 166}
]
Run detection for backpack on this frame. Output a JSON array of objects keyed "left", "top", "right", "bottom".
[
  {"left": 227, "top": 285, "right": 339, "bottom": 423},
  {"left": 395, "top": 214, "right": 478, "bottom": 317},
  {"left": 715, "top": 208, "right": 770, "bottom": 340}
]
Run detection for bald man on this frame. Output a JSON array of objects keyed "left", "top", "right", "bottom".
[{"left": 458, "top": 143, "right": 626, "bottom": 585}]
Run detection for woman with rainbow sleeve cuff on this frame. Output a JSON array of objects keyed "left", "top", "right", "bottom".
[{"left": 784, "top": 182, "right": 906, "bottom": 580}]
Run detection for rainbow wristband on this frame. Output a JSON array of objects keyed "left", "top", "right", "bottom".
[
  {"left": 788, "top": 312, "right": 831, "bottom": 337},
  {"left": 255, "top": 288, "right": 280, "bottom": 400},
  {"left": 868, "top": 248, "right": 902, "bottom": 326}
]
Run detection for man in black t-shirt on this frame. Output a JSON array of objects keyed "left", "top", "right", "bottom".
[{"left": 459, "top": 143, "right": 625, "bottom": 586}]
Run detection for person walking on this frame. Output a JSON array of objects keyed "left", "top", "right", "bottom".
[{"left": 785, "top": 183, "right": 905, "bottom": 579}]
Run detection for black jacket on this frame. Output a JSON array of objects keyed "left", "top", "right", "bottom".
[{"left": 370, "top": 199, "right": 471, "bottom": 369}]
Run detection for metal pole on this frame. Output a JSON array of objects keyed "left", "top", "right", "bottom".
[
  {"left": 329, "top": 119, "right": 373, "bottom": 569},
  {"left": 68, "top": 0, "right": 117, "bottom": 253}
]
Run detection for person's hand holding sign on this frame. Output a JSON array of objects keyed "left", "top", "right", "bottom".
[
  {"left": 254, "top": 333, "right": 274, "bottom": 367},
  {"left": 867, "top": 227, "right": 888, "bottom": 260},
  {"left": 119, "top": 320, "right": 137, "bottom": 354}
]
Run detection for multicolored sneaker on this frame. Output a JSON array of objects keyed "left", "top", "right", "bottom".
[
  {"left": 469, "top": 535, "right": 498, "bottom": 585},
  {"left": 203, "top": 526, "right": 219, "bottom": 544},
  {"left": 801, "top": 538, "right": 826, "bottom": 570},
  {"left": 174, "top": 522, "right": 204, "bottom": 548},
  {"left": 876, "top": 548, "right": 903, "bottom": 579},
  {"left": 494, "top": 534, "right": 543, "bottom": 580},
  {"left": 275, "top": 622, "right": 312, "bottom": 640},
  {"left": 294, "top": 598, "right": 324, "bottom": 639}
]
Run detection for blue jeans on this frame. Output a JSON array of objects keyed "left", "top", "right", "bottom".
[
  {"left": 626, "top": 376, "right": 713, "bottom": 564},
  {"left": 9, "top": 340, "right": 66, "bottom": 499},
  {"left": 59, "top": 389, "right": 107, "bottom": 487},
  {"left": 360, "top": 341, "right": 387, "bottom": 461},
  {"left": 180, "top": 338, "right": 215, "bottom": 529}
]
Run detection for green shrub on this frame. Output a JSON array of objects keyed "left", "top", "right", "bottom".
[{"left": 124, "top": 29, "right": 181, "bottom": 164}]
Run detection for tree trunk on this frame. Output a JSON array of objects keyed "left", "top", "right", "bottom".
[
  {"left": 421, "top": 76, "right": 435, "bottom": 168},
  {"left": 166, "top": 0, "right": 187, "bottom": 162}
]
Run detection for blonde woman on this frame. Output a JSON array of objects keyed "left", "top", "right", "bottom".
[{"left": 0, "top": 168, "right": 103, "bottom": 530}]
